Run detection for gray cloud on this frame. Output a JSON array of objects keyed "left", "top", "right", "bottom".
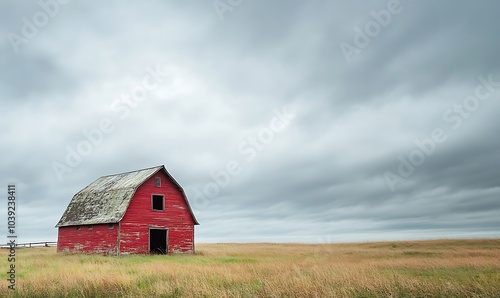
[{"left": 0, "top": 0, "right": 499, "bottom": 243}]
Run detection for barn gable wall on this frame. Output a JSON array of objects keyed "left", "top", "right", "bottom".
[
  {"left": 119, "top": 170, "right": 195, "bottom": 254},
  {"left": 57, "top": 223, "right": 119, "bottom": 255}
]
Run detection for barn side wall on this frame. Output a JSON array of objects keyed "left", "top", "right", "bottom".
[
  {"left": 57, "top": 224, "right": 118, "bottom": 255},
  {"left": 120, "top": 171, "right": 195, "bottom": 254}
]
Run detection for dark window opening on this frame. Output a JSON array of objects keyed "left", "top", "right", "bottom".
[
  {"left": 108, "top": 224, "right": 114, "bottom": 229},
  {"left": 76, "top": 226, "right": 81, "bottom": 230},
  {"left": 88, "top": 225, "right": 93, "bottom": 230},
  {"left": 152, "top": 195, "right": 164, "bottom": 211},
  {"left": 155, "top": 177, "right": 161, "bottom": 187},
  {"left": 149, "top": 229, "right": 167, "bottom": 254}
]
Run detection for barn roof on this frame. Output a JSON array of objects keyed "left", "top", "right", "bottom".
[{"left": 56, "top": 165, "right": 199, "bottom": 227}]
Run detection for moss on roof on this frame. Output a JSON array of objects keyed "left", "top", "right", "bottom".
[{"left": 56, "top": 165, "right": 199, "bottom": 227}]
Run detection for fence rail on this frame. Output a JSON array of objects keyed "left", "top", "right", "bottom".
[{"left": 0, "top": 241, "right": 57, "bottom": 248}]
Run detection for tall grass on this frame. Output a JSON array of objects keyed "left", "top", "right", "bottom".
[{"left": 1, "top": 239, "right": 499, "bottom": 297}]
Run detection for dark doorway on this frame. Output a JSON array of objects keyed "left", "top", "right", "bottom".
[{"left": 149, "top": 229, "right": 167, "bottom": 254}]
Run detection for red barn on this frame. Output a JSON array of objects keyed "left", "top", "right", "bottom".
[{"left": 56, "top": 165, "right": 199, "bottom": 255}]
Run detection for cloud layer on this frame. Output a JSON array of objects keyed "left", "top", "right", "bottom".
[{"left": 1, "top": 0, "right": 499, "bottom": 243}]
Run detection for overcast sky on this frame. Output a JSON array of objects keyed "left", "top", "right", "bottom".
[{"left": 1, "top": 1, "right": 499, "bottom": 244}]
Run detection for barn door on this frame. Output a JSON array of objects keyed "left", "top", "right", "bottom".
[{"left": 149, "top": 228, "right": 168, "bottom": 254}]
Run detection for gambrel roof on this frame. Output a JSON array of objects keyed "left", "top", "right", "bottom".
[{"left": 56, "top": 165, "right": 199, "bottom": 227}]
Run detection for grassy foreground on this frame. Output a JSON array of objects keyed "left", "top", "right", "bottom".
[{"left": 0, "top": 239, "right": 499, "bottom": 297}]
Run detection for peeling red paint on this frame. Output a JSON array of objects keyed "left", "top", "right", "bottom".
[
  {"left": 120, "top": 171, "right": 195, "bottom": 254},
  {"left": 56, "top": 166, "right": 197, "bottom": 255},
  {"left": 57, "top": 223, "right": 118, "bottom": 255}
]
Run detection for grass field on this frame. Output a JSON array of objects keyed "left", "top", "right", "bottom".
[{"left": 1, "top": 239, "right": 499, "bottom": 297}]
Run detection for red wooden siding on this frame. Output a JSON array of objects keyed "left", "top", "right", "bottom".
[
  {"left": 120, "top": 171, "right": 195, "bottom": 254},
  {"left": 57, "top": 224, "right": 118, "bottom": 255}
]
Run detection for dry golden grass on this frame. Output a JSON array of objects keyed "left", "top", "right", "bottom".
[{"left": 1, "top": 239, "right": 499, "bottom": 297}]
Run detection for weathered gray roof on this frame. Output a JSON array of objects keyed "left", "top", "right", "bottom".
[{"left": 56, "top": 165, "right": 199, "bottom": 227}]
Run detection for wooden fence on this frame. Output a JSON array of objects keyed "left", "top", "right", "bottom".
[{"left": 0, "top": 241, "right": 57, "bottom": 248}]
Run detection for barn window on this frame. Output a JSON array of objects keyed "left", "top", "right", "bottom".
[
  {"left": 88, "top": 225, "right": 93, "bottom": 230},
  {"left": 155, "top": 177, "right": 161, "bottom": 187},
  {"left": 108, "top": 224, "right": 114, "bottom": 229},
  {"left": 152, "top": 195, "right": 164, "bottom": 211},
  {"left": 76, "top": 226, "right": 81, "bottom": 230}
]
